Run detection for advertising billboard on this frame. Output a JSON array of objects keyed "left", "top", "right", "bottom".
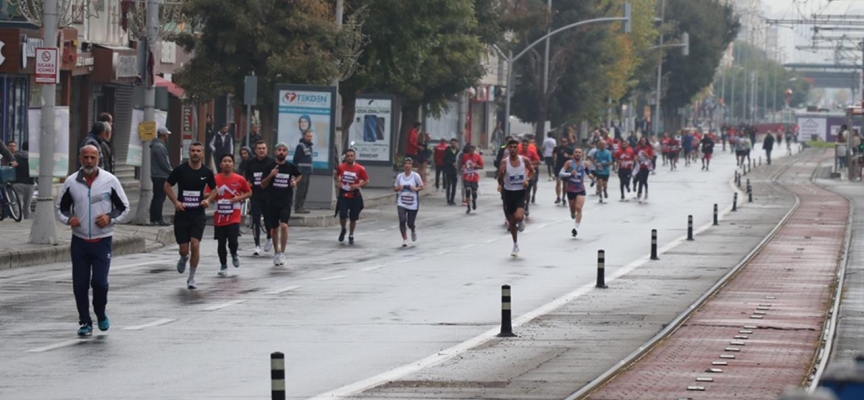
[
  {"left": 350, "top": 95, "right": 396, "bottom": 164},
  {"left": 275, "top": 84, "right": 336, "bottom": 173}
]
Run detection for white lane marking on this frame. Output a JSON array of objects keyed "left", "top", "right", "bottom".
[
  {"left": 319, "top": 275, "right": 348, "bottom": 281},
  {"left": 26, "top": 339, "right": 85, "bottom": 353},
  {"left": 267, "top": 285, "right": 301, "bottom": 295},
  {"left": 361, "top": 265, "right": 384, "bottom": 272},
  {"left": 123, "top": 318, "right": 176, "bottom": 331},
  {"left": 203, "top": 300, "right": 245, "bottom": 311},
  {"left": 484, "top": 238, "right": 498, "bottom": 243},
  {"left": 436, "top": 250, "right": 452, "bottom": 256},
  {"left": 460, "top": 244, "right": 476, "bottom": 249}
]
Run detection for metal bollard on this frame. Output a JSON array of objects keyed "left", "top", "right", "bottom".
[
  {"left": 713, "top": 204, "right": 719, "bottom": 226},
  {"left": 759, "top": 157, "right": 761, "bottom": 166},
  {"left": 733, "top": 192, "right": 738, "bottom": 212},
  {"left": 596, "top": 250, "right": 608, "bottom": 289},
  {"left": 271, "top": 352, "right": 286, "bottom": 400},
  {"left": 498, "top": 285, "right": 515, "bottom": 337},
  {"left": 747, "top": 179, "right": 753, "bottom": 203},
  {"left": 687, "top": 215, "right": 694, "bottom": 241},
  {"left": 650, "top": 229, "right": 659, "bottom": 260},
  {"left": 742, "top": 165, "right": 747, "bottom": 176}
]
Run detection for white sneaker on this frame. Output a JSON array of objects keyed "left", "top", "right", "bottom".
[
  {"left": 218, "top": 265, "right": 228, "bottom": 277},
  {"left": 253, "top": 246, "right": 262, "bottom": 256},
  {"left": 273, "top": 253, "right": 281, "bottom": 266},
  {"left": 411, "top": 230, "right": 417, "bottom": 242},
  {"left": 402, "top": 240, "right": 408, "bottom": 248},
  {"left": 517, "top": 221, "right": 526, "bottom": 232},
  {"left": 187, "top": 279, "right": 197, "bottom": 289},
  {"left": 264, "top": 241, "right": 273, "bottom": 253},
  {"left": 511, "top": 244, "right": 520, "bottom": 257},
  {"left": 278, "top": 253, "right": 286, "bottom": 266}
]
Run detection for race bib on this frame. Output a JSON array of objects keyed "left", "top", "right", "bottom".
[
  {"left": 274, "top": 173, "right": 291, "bottom": 188},
  {"left": 508, "top": 174, "right": 524, "bottom": 184},
  {"left": 217, "top": 199, "right": 234, "bottom": 214},
  {"left": 400, "top": 194, "right": 416, "bottom": 206},
  {"left": 182, "top": 190, "right": 200, "bottom": 208},
  {"left": 253, "top": 172, "right": 263, "bottom": 187}
]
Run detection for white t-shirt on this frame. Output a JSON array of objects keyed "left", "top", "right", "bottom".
[
  {"left": 542, "top": 138, "right": 556, "bottom": 157},
  {"left": 394, "top": 172, "right": 423, "bottom": 210}
]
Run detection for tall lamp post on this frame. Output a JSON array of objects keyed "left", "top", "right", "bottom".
[{"left": 494, "top": 3, "right": 632, "bottom": 138}]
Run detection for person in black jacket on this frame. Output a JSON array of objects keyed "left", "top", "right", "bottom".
[
  {"left": 762, "top": 131, "right": 775, "bottom": 165},
  {"left": 443, "top": 139, "right": 460, "bottom": 205},
  {"left": 293, "top": 131, "right": 314, "bottom": 213},
  {"left": 209, "top": 123, "right": 234, "bottom": 167},
  {"left": 10, "top": 141, "right": 34, "bottom": 219}
]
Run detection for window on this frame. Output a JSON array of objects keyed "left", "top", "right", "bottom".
[{"left": 0, "top": 75, "right": 30, "bottom": 146}]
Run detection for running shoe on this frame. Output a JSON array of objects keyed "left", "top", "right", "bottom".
[
  {"left": 517, "top": 221, "right": 526, "bottom": 232},
  {"left": 273, "top": 254, "right": 281, "bottom": 267},
  {"left": 97, "top": 317, "right": 110, "bottom": 332},
  {"left": 571, "top": 228, "right": 578, "bottom": 237},
  {"left": 77, "top": 323, "right": 93, "bottom": 336},
  {"left": 187, "top": 279, "right": 197, "bottom": 289},
  {"left": 402, "top": 240, "right": 408, "bottom": 248},
  {"left": 620, "top": 195, "right": 625, "bottom": 201},
  {"left": 338, "top": 227, "right": 347, "bottom": 242},
  {"left": 264, "top": 240, "right": 273, "bottom": 253},
  {"left": 349, "top": 236, "right": 355, "bottom": 245},
  {"left": 279, "top": 253, "right": 287, "bottom": 266},
  {"left": 511, "top": 244, "right": 520, "bottom": 257},
  {"left": 253, "top": 246, "right": 262, "bottom": 256},
  {"left": 232, "top": 254, "right": 240, "bottom": 268},
  {"left": 218, "top": 265, "right": 228, "bottom": 276},
  {"left": 570, "top": 212, "right": 576, "bottom": 219},
  {"left": 531, "top": 196, "right": 536, "bottom": 204},
  {"left": 604, "top": 190, "right": 608, "bottom": 198},
  {"left": 555, "top": 198, "right": 561, "bottom": 204},
  {"left": 176, "top": 256, "right": 188, "bottom": 274},
  {"left": 411, "top": 230, "right": 417, "bottom": 242},
  {"left": 466, "top": 206, "right": 471, "bottom": 214},
  {"left": 472, "top": 199, "right": 477, "bottom": 210}
]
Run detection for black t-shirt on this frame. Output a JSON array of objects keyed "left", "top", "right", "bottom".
[
  {"left": 700, "top": 138, "right": 715, "bottom": 154},
  {"left": 267, "top": 161, "right": 303, "bottom": 205},
  {"left": 244, "top": 156, "right": 276, "bottom": 197},
  {"left": 554, "top": 145, "right": 574, "bottom": 167},
  {"left": 167, "top": 162, "right": 216, "bottom": 214}
]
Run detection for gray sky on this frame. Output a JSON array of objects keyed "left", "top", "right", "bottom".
[{"left": 766, "top": 0, "right": 864, "bottom": 64}]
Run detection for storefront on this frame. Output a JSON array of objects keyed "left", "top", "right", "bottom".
[
  {"left": 0, "top": 24, "right": 39, "bottom": 147},
  {"left": 91, "top": 44, "right": 137, "bottom": 181}
]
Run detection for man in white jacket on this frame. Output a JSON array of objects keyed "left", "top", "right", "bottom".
[{"left": 56, "top": 145, "right": 130, "bottom": 336}]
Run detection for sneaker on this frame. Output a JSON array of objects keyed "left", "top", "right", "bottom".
[
  {"left": 626, "top": 186, "right": 631, "bottom": 193},
  {"left": 349, "top": 236, "right": 355, "bottom": 245},
  {"left": 555, "top": 198, "right": 561, "bottom": 204},
  {"left": 253, "top": 246, "right": 262, "bottom": 256},
  {"left": 264, "top": 240, "right": 273, "bottom": 253},
  {"left": 644, "top": 193, "right": 648, "bottom": 201},
  {"left": 402, "top": 240, "right": 408, "bottom": 248},
  {"left": 232, "top": 254, "right": 240, "bottom": 268},
  {"left": 472, "top": 199, "right": 477, "bottom": 210},
  {"left": 517, "top": 221, "right": 525, "bottom": 232},
  {"left": 97, "top": 317, "right": 110, "bottom": 332},
  {"left": 218, "top": 265, "right": 228, "bottom": 276},
  {"left": 176, "top": 256, "right": 188, "bottom": 274},
  {"left": 187, "top": 279, "right": 197, "bottom": 289},
  {"left": 571, "top": 228, "right": 578, "bottom": 237},
  {"left": 77, "top": 323, "right": 93, "bottom": 336},
  {"left": 570, "top": 212, "right": 576, "bottom": 219},
  {"left": 604, "top": 190, "right": 608, "bottom": 198},
  {"left": 338, "top": 227, "right": 347, "bottom": 242},
  {"left": 531, "top": 196, "right": 536, "bottom": 204},
  {"left": 273, "top": 254, "right": 281, "bottom": 267},
  {"left": 511, "top": 244, "right": 520, "bottom": 257},
  {"left": 279, "top": 253, "right": 287, "bottom": 266},
  {"left": 466, "top": 206, "right": 471, "bottom": 214},
  {"left": 411, "top": 230, "right": 417, "bottom": 242},
  {"left": 620, "top": 195, "right": 625, "bottom": 201}
]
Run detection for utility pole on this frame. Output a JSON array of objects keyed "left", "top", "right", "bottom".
[
  {"left": 133, "top": 0, "right": 159, "bottom": 225},
  {"left": 731, "top": 44, "right": 737, "bottom": 122},
  {"left": 29, "top": 0, "right": 59, "bottom": 245},
  {"left": 542, "top": 0, "right": 551, "bottom": 138},
  {"left": 653, "top": 0, "right": 667, "bottom": 136}
]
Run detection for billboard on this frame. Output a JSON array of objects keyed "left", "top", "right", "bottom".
[
  {"left": 350, "top": 95, "right": 396, "bottom": 164},
  {"left": 27, "top": 107, "right": 69, "bottom": 178},
  {"left": 275, "top": 84, "right": 336, "bottom": 173}
]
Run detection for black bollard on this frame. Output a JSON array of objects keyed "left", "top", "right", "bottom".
[
  {"left": 742, "top": 165, "right": 747, "bottom": 176},
  {"left": 271, "top": 352, "right": 286, "bottom": 400},
  {"left": 758, "top": 157, "right": 761, "bottom": 166},
  {"left": 747, "top": 179, "right": 752, "bottom": 203},
  {"left": 713, "top": 204, "right": 719, "bottom": 226},
  {"left": 650, "top": 229, "right": 659, "bottom": 260},
  {"left": 596, "top": 250, "right": 608, "bottom": 289},
  {"left": 687, "top": 215, "right": 694, "bottom": 241},
  {"left": 733, "top": 192, "right": 738, "bottom": 212},
  {"left": 498, "top": 285, "right": 515, "bottom": 337}
]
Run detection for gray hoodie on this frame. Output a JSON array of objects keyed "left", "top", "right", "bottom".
[{"left": 150, "top": 138, "right": 172, "bottom": 179}]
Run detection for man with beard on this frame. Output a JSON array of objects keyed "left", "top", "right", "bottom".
[
  {"left": 335, "top": 148, "right": 369, "bottom": 245},
  {"left": 261, "top": 143, "right": 303, "bottom": 266},
  {"left": 293, "top": 131, "right": 313, "bottom": 214},
  {"left": 244, "top": 141, "right": 276, "bottom": 255},
  {"left": 164, "top": 142, "right": 217, "bottom": 289},
  {"left": 57, "top": 145, "right": 129, "bottom": 335},
  {"left": 498, "top": 139, "right": 535, "bottom": 257}
]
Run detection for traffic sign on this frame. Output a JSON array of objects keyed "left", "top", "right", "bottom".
[{"left": 34, "top": 47, "right": 59, "bottom": 84}]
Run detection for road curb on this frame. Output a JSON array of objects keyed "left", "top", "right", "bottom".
[{"left": 0, "top": 235, "right": 146, "bottom": 271}]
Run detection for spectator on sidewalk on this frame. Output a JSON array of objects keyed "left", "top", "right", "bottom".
[
  {"left": 433, "top": 138, "right": 448, "bottom": 191},
  {"left": 406, "top": 122, "right": 420, "bottom": 160},
  {"left": 204, "top": 114, "right": 215, "bottom": 169},
  {"left": 443, "top": 138, "right": 459, "bottom": 205},
  {"left": 762, "top": 131, "right": 775, "bottom": 166},
  {"left": 97, "top": 113, "right": 115, "bottom": 173},
  {"left": 244, "top": 124, "right": 262, "bottom": 149},
  {"left": 416, "top": 133, "right": 430, "bottom": 185},
  {"left": 210, "top": 123, "right": 234, "bottom": 168},
  {"left": 293, "top": 131, "right": 314, "bottom": 214},
  {"left": 150, "top": 126, "right": 172, "bottom": 226},
  {"left": 238, "top": 146, "right": 252, "bottom": 176},
  {"left": 7, "top": 141, "right": 34, "bottom": 219},
  {"left": 57, "top": 144, "right": 130, "bottom": 336},
  {"left": 80, "top": 122, "right": 112, "bottom": 171}
]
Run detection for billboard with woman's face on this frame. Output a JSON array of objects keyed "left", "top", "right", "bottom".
[{"left": 274, "top": 84, "right": 336, "bottom": 173}]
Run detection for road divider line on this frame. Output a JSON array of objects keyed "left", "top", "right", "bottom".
[
  {"left": 123, "top": 318, "right": 176, "bottom": 331},
  {"left": 203, "top": 300, "right": 245, "bottom": 311},
  {"left": 26, "top": 339, "right": 85, "bottom": 353},
  {"left": 361, "top": 265, "right": 384, "bottom": 272},
  {"left": 319, "top": 275, "right": 348, "bottom": 281},
  {"left": 461, "top": 244, "right": 476, "bottom": 249},
  {"left": 267, "top": 285, "right": 301, "bottom": 295}
]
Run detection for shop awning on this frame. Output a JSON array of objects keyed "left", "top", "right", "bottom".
[{"left": 155, "top": 75, "right": 185, "bottom": 98}]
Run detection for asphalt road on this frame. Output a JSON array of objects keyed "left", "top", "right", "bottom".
[{"left": 0, "top": 147, "right": 783, "bottom": 399}]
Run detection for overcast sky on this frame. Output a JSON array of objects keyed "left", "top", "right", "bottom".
[{"left": 766, "top": 0, "right": 864, "bottom": 64}]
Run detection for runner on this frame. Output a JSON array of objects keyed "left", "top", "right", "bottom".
[
  {"left": 57, "top": 145, "right": 129, "bottom": 336},
  {"left": 553, "top": 136, "right": 574, "bottom": 206},
  {"left": 559, "top": 148, "right": 590, "bottom": 237},
  {"left": 667, "top": 133, "right": 680, "bottom": 170},
  {"left": 542, "top": 132, "right": 556, "bottom": 181},
  {"left": 393, "top": 158, "right": 424, "bottom": 247},
  {"left": 165, "top": 142, "right": 217, "bottom": 289},
  {"left": 261, "top": 143, "right": 303, "bottom": 266},
  {"left": 518, "top": 137, "right": 541, "bottom": 213},
  {"left": 700, "top": 133, "right": 715, "bottom": 171},
  {"left": 335, "top": 148, "right": 369, "bottom": 245},
  {"left": 244, "top": 140, "right": 275, "bottom": 256},
  {"left": 634, "top": 137, "right": 655, "bottom": 203},
  {"left": 498, "top": 139, "right": 534, "bottom": 257},
  {"left": 592, "top": 140, "right": 613, "bottom": 203},
  {"left": 681, "top": 130, "right": 693, "bottom": 166},
  {"left": 460, "top": 144, "right": 484, "bottom": 213},
  {"left": 212, "top": 154, "right": 251, "bottom": 276},
  {"left": 614, "top": 140, "right": 635, "bottom": 201}
]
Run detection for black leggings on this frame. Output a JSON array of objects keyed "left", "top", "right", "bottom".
[
  {"left": 250, "top": 197, "right": 270, "bottom": 247},
  {"left": 445, "top": 170, "right": 458, "bottom": 203},
  {"left": 635, "top": 169, "right": 649, "bottom": 196},
  {"left": 397, "top": 206, "right": 418, "bottom": 236},
  {"left": 435, "top": 166, "right": 445, "bottom": 189},
  {"left": 618, "top": 169, "right": 632, "bottom": 197},
  {"left": 217, "top": 235, "right": 238, "bottom": 265}
]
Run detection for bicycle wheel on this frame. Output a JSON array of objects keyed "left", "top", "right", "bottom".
[{"left": 4, "top": 184, "right": 21, "bottom": 222}]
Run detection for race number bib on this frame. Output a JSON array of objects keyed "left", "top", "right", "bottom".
[
  {"left": 274, "top": 173, "right": 291, "bottom": 188},
  {"left": 182, "top": 190, "right": 200, "bottom": 208},
  {"left": 400, "top": 194, "right": 416, "bottom": 206},
  {"left": 216, "top": 199, "right": 234, "bottom": 214},
  {"left": 508, "top": 174, "right": 524, "bottom": 185},
  {"left": 253, "top": 172, "right": 263, "bottom": 187}
]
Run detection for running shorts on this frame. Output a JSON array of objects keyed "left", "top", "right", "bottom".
[
  {"left": 463, "top": 181, "right": 479, "bottom": 191},
  {"left": 266, "top": 204, "right": 292, "bottom": 226},
  {"left": 214, "top": 223, "right": 240, "bottom": 240},
  {"left": 337, "top": 196, "right": 364, "bottom": 221},
  {"left": 544, "top": 157, "right": 554, "bottom": 167},
  {"left": 502, "top": 189, "right": 526, "bottom": 215},
  {"left": 703, "top": 153, "right": 712, "bottom": 160},
  {"left": 566, "top": 191, "right": 586, "bottom": 200},
  {"left": 595, "top": 173, "right": 610, "bottom": 181},
  {"left": 174, "top": 210, "right": 206, "bottom": 244}
]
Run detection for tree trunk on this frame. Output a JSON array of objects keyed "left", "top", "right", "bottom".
[
  {"left": 534, "top": 104, "right": 547, "bottom": 145},
  {"left": 259, "top": 106, "right": 275, "bottom": 146},
  {"left": 340, "top": 89, "right": 357, "bottom": 151}
]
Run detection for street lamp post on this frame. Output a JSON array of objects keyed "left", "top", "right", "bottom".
[
  {"left": 653, "top": 0, "right": 666, "bottom": 136},
  {"left": 496, "top": 3, "right": 632, "bottom": 138}
]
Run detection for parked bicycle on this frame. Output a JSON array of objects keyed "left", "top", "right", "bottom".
[{"left": 0, "top": 166, "right": 22, "bottom": 222}]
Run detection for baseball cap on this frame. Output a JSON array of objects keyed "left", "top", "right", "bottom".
[{"left": 158, "top": 126, "right": 171, "bottom": 135}]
